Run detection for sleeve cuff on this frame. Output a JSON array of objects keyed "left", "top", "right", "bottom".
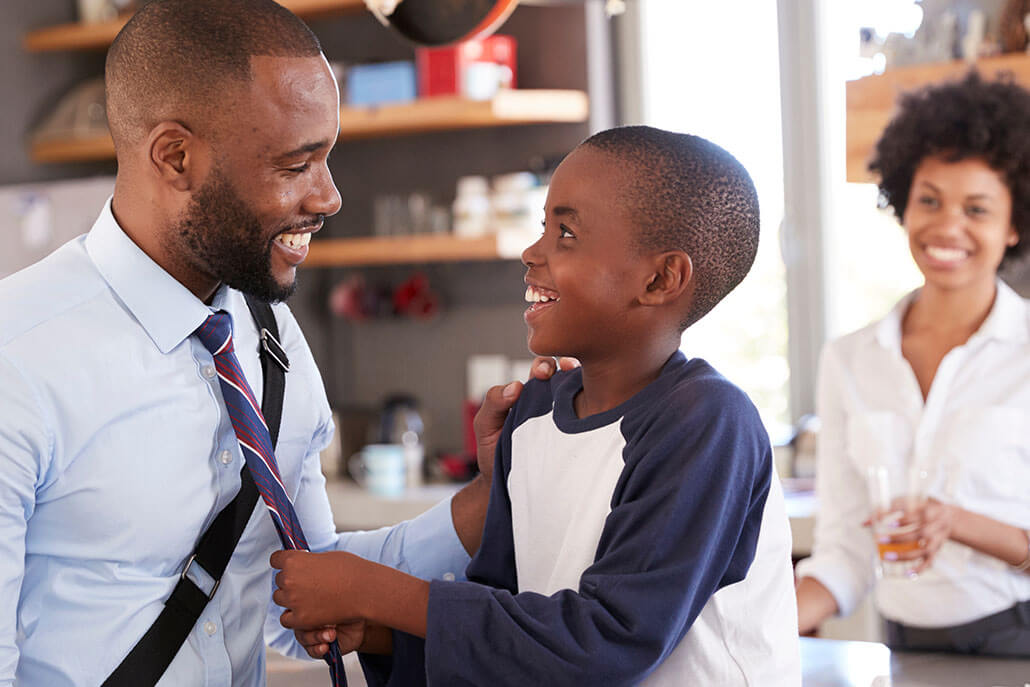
[
  {"left": 396, "top": 496, "right": 471, "bottom": 582},
  {"left": 794, "top": 552, "right": 874, "bottom": 617}
]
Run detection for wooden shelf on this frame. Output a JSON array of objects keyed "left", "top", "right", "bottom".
[
  {"left": 846, "top": 53, "right": 1030, "bottom": 183},
  {"left": 29, "top": 90, "right": 588, "bottom": 163},
  {"left": 338, "top": 90, "right": 589, "bottom": 139},
  {"left": 24, "top": 0, "right": 366, "bottom": 52},
  {"left": 305, "top": 234, "right": 504, "bottom": 268}
]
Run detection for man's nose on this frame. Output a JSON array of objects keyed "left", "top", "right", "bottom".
[{"left": 308, "top": 164, "right": 342, "bottom": 217}]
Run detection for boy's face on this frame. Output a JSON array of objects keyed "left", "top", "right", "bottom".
[{"left": 521, "top": 146, "right": 654, "bottom": 360}]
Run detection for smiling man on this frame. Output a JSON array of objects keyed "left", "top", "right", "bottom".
[{"left": 0, "top": 2, "right": 496, "bottom": 686}]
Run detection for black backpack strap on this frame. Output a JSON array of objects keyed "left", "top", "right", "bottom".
[{"left": 103, "top": 297, "right": 289, "bottom": 686}]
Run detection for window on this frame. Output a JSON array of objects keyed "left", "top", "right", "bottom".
[{"left": 634, "top": 0, "right": 791, "bottom": 439}]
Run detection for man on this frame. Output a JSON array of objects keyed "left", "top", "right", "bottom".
[{"left": 0, "top": 1, "right": 510, "bottom": 684}]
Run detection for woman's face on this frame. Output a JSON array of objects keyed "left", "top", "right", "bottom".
[{"left": 902, "top": 156, "right": 1019, "bottom": 294}]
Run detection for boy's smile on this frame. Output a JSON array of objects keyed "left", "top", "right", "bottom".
[{"left": 521, "top": 147, "right": 653, "bottom": 362}]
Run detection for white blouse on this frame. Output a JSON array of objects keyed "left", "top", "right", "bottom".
[{"left": 795, "top": 280, "right": 1030, "bottom": 627}]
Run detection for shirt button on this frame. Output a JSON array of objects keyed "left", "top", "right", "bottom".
[
  {"left": 204, "top": 621, "right": 217, "bottom": 636},
  {"left": 442, "top": 572, "right": 455, "bottom": 582},
  {"left": 202, "top": 365, "right": 216, "bottom": 380},
  {"left": 219, "top": 450, "right": 233, "bottom": 465}
]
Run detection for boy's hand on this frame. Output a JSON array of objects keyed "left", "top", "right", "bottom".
[
  {"left": 271, "top": 550, "right": 370, "bottom": 629},
  {"left": 294, "top": 620, "right": 368, "bottom": 658},
  {"left": 473, "top": 356, "right": 580, "bottom": 479}
]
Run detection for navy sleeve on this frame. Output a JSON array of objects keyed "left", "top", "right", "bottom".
[{"left": 420, "top": 378, "right": 772, "bottom": 686}]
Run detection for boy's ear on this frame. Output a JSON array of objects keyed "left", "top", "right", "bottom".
[
  {"left": 639, "top": 251, "right": 693, "bottom": 306},
  {"left": 146, "top": 120, "right": 203, "bottom": 192}
]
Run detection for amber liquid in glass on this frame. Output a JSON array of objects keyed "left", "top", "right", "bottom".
[{"left": 877, "top": 539, "right": 920, "bottom": 559}]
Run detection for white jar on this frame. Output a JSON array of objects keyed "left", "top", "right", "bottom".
[{"left": 452, "top": 175, "right": 491, "bottom": 237}]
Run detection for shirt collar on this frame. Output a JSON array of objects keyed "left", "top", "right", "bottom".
[
  {"left": 84, "top": 197, "right": 222, "bottom": 353},
  {"left": 874, "top": 279, "right": 1029, "bottom": 350}
]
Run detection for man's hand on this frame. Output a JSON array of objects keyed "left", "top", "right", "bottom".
[{"left": 472, "top": 356, "right": 580, "bottom": 479}]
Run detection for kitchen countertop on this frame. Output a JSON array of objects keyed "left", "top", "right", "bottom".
[
  {"left": 267, "top": 636, "right": 1030, "bottom": 686},
  {"left": 801, "top": 637, "right": 1030, "bottom": 687}
]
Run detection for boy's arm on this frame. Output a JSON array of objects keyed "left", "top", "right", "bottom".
[{"left": 273, "top": 386, "right": 771, "bottom": 685}]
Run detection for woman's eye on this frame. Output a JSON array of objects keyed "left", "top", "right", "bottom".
[
  {"left": 917, "top": 195, "right": 937, "bottom": 207},
  {"left": 966, "top": 205, "right": 987, "bottom": 216}
]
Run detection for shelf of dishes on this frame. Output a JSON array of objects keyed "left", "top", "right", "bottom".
[
  {"left": 303, "top": 228, "right": 539, "bottom": 268},
  {"left": 29, "top": 89, "right": 589, "bottom": 164},
  {"left": 23, "top": 0, "right": 366, "bottom": 52},
  {"left": 846, "top": 53, "right": 1030, "bottom": 183}
]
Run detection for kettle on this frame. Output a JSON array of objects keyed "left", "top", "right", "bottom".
[{"left": 377, "top": 393, "right": 424, "bottom": 445}]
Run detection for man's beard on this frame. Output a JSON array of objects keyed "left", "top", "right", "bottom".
[{"left": 173, "top": 169, "right": 297, "bottom": 303}]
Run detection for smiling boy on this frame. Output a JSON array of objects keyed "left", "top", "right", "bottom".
[{"left": 272, "top": 126, "right": 801, "bottom": 685}]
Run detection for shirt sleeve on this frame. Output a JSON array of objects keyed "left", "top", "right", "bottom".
[
  {"left": 0, "top": 353, "right": 50, "bottom": 686},
  {"left": 266, "top": 416, "right": 470, "bottom": 660},
  {"left": 415, "top": 384, "right": 770, "bottom": 687},
  {"left": 794, "top": 343, "right": 877, "bottom": 616}
]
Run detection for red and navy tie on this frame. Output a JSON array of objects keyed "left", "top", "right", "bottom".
[{"left": 195, "top": 311, "right": 347, "bottom": 686}]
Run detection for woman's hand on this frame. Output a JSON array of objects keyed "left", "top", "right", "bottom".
[
  {"left": 871, "top": 497, "right": 956, "bottom": 574},
  {"left": 908, "top": 498, "right": 957, "bottom": 573}
]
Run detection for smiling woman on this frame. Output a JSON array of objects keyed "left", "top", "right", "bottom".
[{"left": 794, "top": 72, "right": 1030, "bottom": 656}]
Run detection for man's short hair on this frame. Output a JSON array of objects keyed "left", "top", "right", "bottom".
[
  {"left": 581, "top": 126, "right": 760, "bottom": 329},
  {"left": 105, "top": 0, "right": 323, "bottom": 150}
]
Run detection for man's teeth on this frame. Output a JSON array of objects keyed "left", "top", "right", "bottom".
[
  {"left": 524, "top": 285, "right": 559, "bottom": 303},
  {"left": 925, "top": 245, "right": 967, "bottom": 262},
  {"left": 275, "top": 232, "right": 312, "bottom": 249}
]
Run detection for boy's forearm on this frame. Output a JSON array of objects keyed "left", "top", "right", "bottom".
[{"left": 357, "top": 560, "right": 430, "bottom": 638}]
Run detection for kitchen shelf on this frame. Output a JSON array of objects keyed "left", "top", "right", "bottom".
[
  {"left": 29, "top": 89, "right": 589, "bottom": 163},
  {"left": 304, "top": 229, "right": 536, "bottom": 267},
  {"left": 846, "top": 53, "right": 1030, "bottom": 183},
  {"left": 23, "top": 0, "right": 365, "bottom": 52}
]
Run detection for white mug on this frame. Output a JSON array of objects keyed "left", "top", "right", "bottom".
[{"left": 349, "top": 444, "right": 406, "bottom": 497}]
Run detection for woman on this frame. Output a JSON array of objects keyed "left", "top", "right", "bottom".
[{"left": 794, "top": 71, "right": 1030, "bottom": 655}]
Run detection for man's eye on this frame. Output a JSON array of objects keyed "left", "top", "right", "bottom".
[{"left": 286, "top": 163, "right": 310, "bottom": 174}]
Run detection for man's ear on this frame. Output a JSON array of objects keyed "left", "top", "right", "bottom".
[
  {"left": 146, "top": 121, "right": 201, "bottom": 192},
  {"left": 639, "top": 251, "right": 693, "bottom": 306}
]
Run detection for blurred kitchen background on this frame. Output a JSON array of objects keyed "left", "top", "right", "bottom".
[{"left": 4, "top": 1, "right": 1030, "bottom": 683}]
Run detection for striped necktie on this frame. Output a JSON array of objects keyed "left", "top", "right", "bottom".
[{"left": 194, "top": 310, "right": 347, "bottom": 686}]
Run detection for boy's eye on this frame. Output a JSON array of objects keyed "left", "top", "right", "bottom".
[{"left": 558, "top": 224, "right": 575, "bottom": 239}]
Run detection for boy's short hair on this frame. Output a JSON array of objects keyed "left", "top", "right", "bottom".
[
  {"left": 870, "top": 70, "right": 1030, "bottom": 266},
  {"left": 581, "top": 126, "right": 759, "bottom": 329}
]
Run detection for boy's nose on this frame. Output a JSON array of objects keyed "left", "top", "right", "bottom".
[{"left": 522, "top": 236, "right": 544, "bottom": 266}]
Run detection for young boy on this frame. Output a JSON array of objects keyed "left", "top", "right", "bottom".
[{"left": 272, "top": 126, "right": 801, "bottom": 685}]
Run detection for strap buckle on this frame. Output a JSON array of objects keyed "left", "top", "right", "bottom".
[
  {"left": 260, "top": 328, "right": 290, "bottom": 373},
  {"left": 180, "top": 554, "right": 221, "bottom": 601}
]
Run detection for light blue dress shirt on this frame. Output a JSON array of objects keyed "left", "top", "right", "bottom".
[{"left": 0, "top": 200, "right": 469, "bottom": 686}]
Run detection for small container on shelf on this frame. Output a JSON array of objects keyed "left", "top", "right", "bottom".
[{"left": 452, "top": 175, "right": 491, "bottom": 238}]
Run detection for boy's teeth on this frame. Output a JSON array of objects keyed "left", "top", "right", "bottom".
[
  {"left": 276, "top": 232, "right": 312, "bottom": 249},
  {"left": 925, "top": 245, "right": 966, "bottom": 261},
  {"left": 524, "top": 285, "right": 559, "bottom": 303}
]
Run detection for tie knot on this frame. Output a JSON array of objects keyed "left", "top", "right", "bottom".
[{"left": 194, "top": 311, "right": 235, "bottom": 356}]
